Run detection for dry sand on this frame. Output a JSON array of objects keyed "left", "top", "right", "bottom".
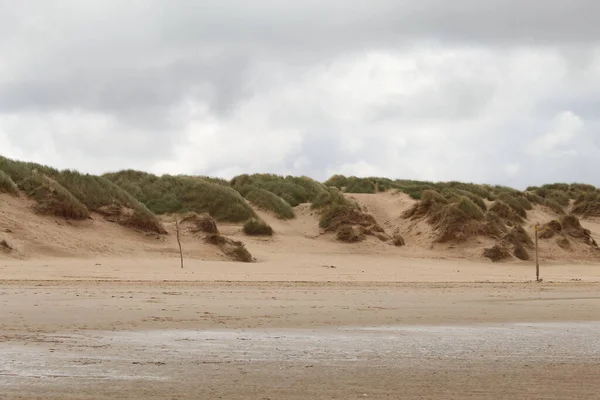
[{"left": 2, "top": 192, "right": 600, "bottom": 399}]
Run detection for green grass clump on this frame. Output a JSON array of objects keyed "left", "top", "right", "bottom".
[
  {"left": 421, "top": 189, "right": 449, "bottom": 204},
  {"left": 105, "top": 170, "right": 256, "bottom": 222},
  {"left": 0, "top": 169, "right": 18, "bottom": 194},
  {"left": 21, "top": 173, "right": 90, "bottom": 219},
  {"left": 454, "top": 196, "right": 485, "bottom": 220},
  {"left": 546, "top": 190, "right": 570, "bottom": 207},
  {"left": 243, "top": 187, "right": 295, "bottom": 220},
  {"left": 571, "top": 192, "right": 600, "bottom": 217},
  {"left": 0, "top": 156, "right": 164, "bottom": 233},
  {"left": 232, "top": 173, "right": 327, "bottom": 206},
  {"left": 570, "top": 183, "right": 596, "bottom": 193},
  {"left": 544, "top": 198, "right": 566, "bottom": 215},
  {"left": 541, "top": 183, "right": 570, "bottom": 192},
  {"left": 496, "top": 193, "right": 527, "bottom": 218},
  {"left": 441, "top": 188, "right": 487, "bottom": 211},
  {"left": 514, "top": 195, "right": 533, "bottom": 211},
  {"left": 441, "top": 181, "right": 491, "bottom": 200},
  {"left": 344, "top": 178, "right": 377, "bottom": 193},
  {"left": 524, "top": 192, "right": 544, "bottom": 205},
  {"left": 311, "top": 187, "right": 358, "bottom": 211},
  {"left": 243, "top": 218, "right": 274, "bottom": 236}
]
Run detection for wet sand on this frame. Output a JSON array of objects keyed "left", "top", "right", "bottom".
[{"left": 2, "top": 279, "right": 600, "bottom": 399}]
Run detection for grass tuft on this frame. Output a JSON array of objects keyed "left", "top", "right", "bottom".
[
  {"left": 180, "top": 212, "right": 220, "bottom": 234},
  {"left": 513, "top": 245, "right": 530, "bottom": 260},
  {"left": 336, "top": 225, "right": 366, "bottom": 243},
  {"left": 232, "top": 173, "right": 326, "bottom": 206},
  {"left": 21, "top": 173, "right": 90, "bottom": 219},
  {"left": 243, "top": 218, "right": 274, "bottom": 236},
  {"left": 496, "top": 193, "right": 527, "bottom": 218},
  {"left": 204, "top": 234, "right": 254, "bottom": 262},
  {"left": 243, "top": 187, "right": 295, "bottom": 219},
  {"left": 0, "top": 169, "right": 18, "bottom": 195},
  {"left": 483, "top": 245, "right": 511, "bottom": 262}
]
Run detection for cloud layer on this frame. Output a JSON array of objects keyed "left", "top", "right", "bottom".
[{"left": 1, "top": 1, "right": 600, "bottom": 188}]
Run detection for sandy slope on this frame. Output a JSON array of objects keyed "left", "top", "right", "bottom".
[{"left": 2, "top": 191, "right": 600, "bottom": 266}]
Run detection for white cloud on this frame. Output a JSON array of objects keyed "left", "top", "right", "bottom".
[
  {"left": 2, "top": 1, "right": 600, "bottom": 188},
  {"left": 528, "top": 111, "right": 584, "bottom": 156}
]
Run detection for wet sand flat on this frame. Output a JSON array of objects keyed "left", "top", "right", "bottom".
[{"left": 2, "top": 280, "right": 600, "bottom": 399}]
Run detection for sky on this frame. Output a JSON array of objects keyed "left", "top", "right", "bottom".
[{"left": 1, "top": 0, "right": 600, "bottom": 189}]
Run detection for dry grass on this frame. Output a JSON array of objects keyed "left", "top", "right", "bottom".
[
  {"left": 560, "top": 215, "right": 597, "bottom": 247},
  {"left": 404, "top": 195, "right": 486, "bottom": 243},
  {"left": 1, "top": 239, "right": 12, "bottom": 253},
  {"left": 557, "top": 237, "right": 571, "bottom": 249},
  {"left": 204, "top": 234, "right": 253, "bottom": 262},
  {"left": 336, "top": 225, "right": 366, "bottom": 243},
  {"left": 489, "top": 201, "right": 523, "bottom": 224},
  {"left": 392, "top": 233, "right": 406, "bottom": 247},
  {"left": 180, "top": 213, "right": 220, "bottom": 234},
  {"left": 538, "top": 215, "right": 598, "bottom": 248},
  {"left": 539, "top": 220, "right": 562, "bottom": 239},
  {"left": 483, "top": 245, "right": 511, "bottom": 262},
  {"left": 572, "top": 193, "right": 600, "bottom": 218},
  {"left": 502, "top": 225, "right": 533, "bottom": 249},
  {"left": 243, "top": 218, "right": 274, "bottom": 236},
  {"left": 513, "top": 244, "right": 530, "bottom": 260},
  {"left": 319, "top": 204, "right": 377, "bottom": 231}
]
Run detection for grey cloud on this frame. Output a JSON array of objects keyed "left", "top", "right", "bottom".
[{"left": 2, "top": 1, "right": 600, "bottom": 187}]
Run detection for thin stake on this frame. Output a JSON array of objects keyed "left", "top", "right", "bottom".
[
  {"left": 535, "top": 223, "right": 540, "bottom": 281},
  {"left": 175, "top": 218, "right": 183, "bottom": 269}
]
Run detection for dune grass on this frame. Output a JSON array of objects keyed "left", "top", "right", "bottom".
[
  {"left": 336, "top": 225, "right": 366, "bottom": 242},
  {"left": 0, "top": 156, "right": 164, "bottom": 233},
  {"left": 104, "top": 170, "right": 256, "bottom": 223},
  {"left": 0, "top": 169, "right": 18, "bottom": 195},
  {"left": 421, "top": 189, "right": 449, "bottom": 204},
  {"left": 20, "top": 173, "right": 90, "bottom": 219},
  {"left": 544, "top": 198, "right": 566, "bottom": 215},
  {"left": 496, "top": 193, "right": 527, "bottom": 218},
  {"left": 441, "top": 188, "right": 486, "bottom": 211},
  {"left": 240, "top": 187, "right": 295, "bottom": 220},
  {"left": 483, "top": 244, "right": 512, "bottom": 262},
  {"left": 231, "top": 173, "right": 327, "bottom": 206},
  {"left": 242, "top": 218, "right": 274, "bottom": 236}
]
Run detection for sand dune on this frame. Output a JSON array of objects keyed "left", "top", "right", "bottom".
[{"left": 2, "top": 190, "right": 600, "bottom": 266}]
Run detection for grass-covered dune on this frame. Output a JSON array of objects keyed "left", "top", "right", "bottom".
[
  {"left": 0, "top": 155, "right": 165, "bottom": 233},
  {"left": 2, "top": 155, "right": 600, "bottom": 247}
]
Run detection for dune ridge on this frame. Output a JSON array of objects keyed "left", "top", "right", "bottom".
[{"left": 1, "top": 155, "right": 599, "bottom": 266}]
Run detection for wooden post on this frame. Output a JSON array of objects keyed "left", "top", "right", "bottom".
[
  {"left": 175, "top": 218, "right": 183, "bottom": 269},
  {"left": 535, "top": 223, "right": 540, "bottom": 281}
]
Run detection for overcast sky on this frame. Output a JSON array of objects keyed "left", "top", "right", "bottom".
[{"left": 1, "top": 1, "right": 600, "bottom": 188}]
